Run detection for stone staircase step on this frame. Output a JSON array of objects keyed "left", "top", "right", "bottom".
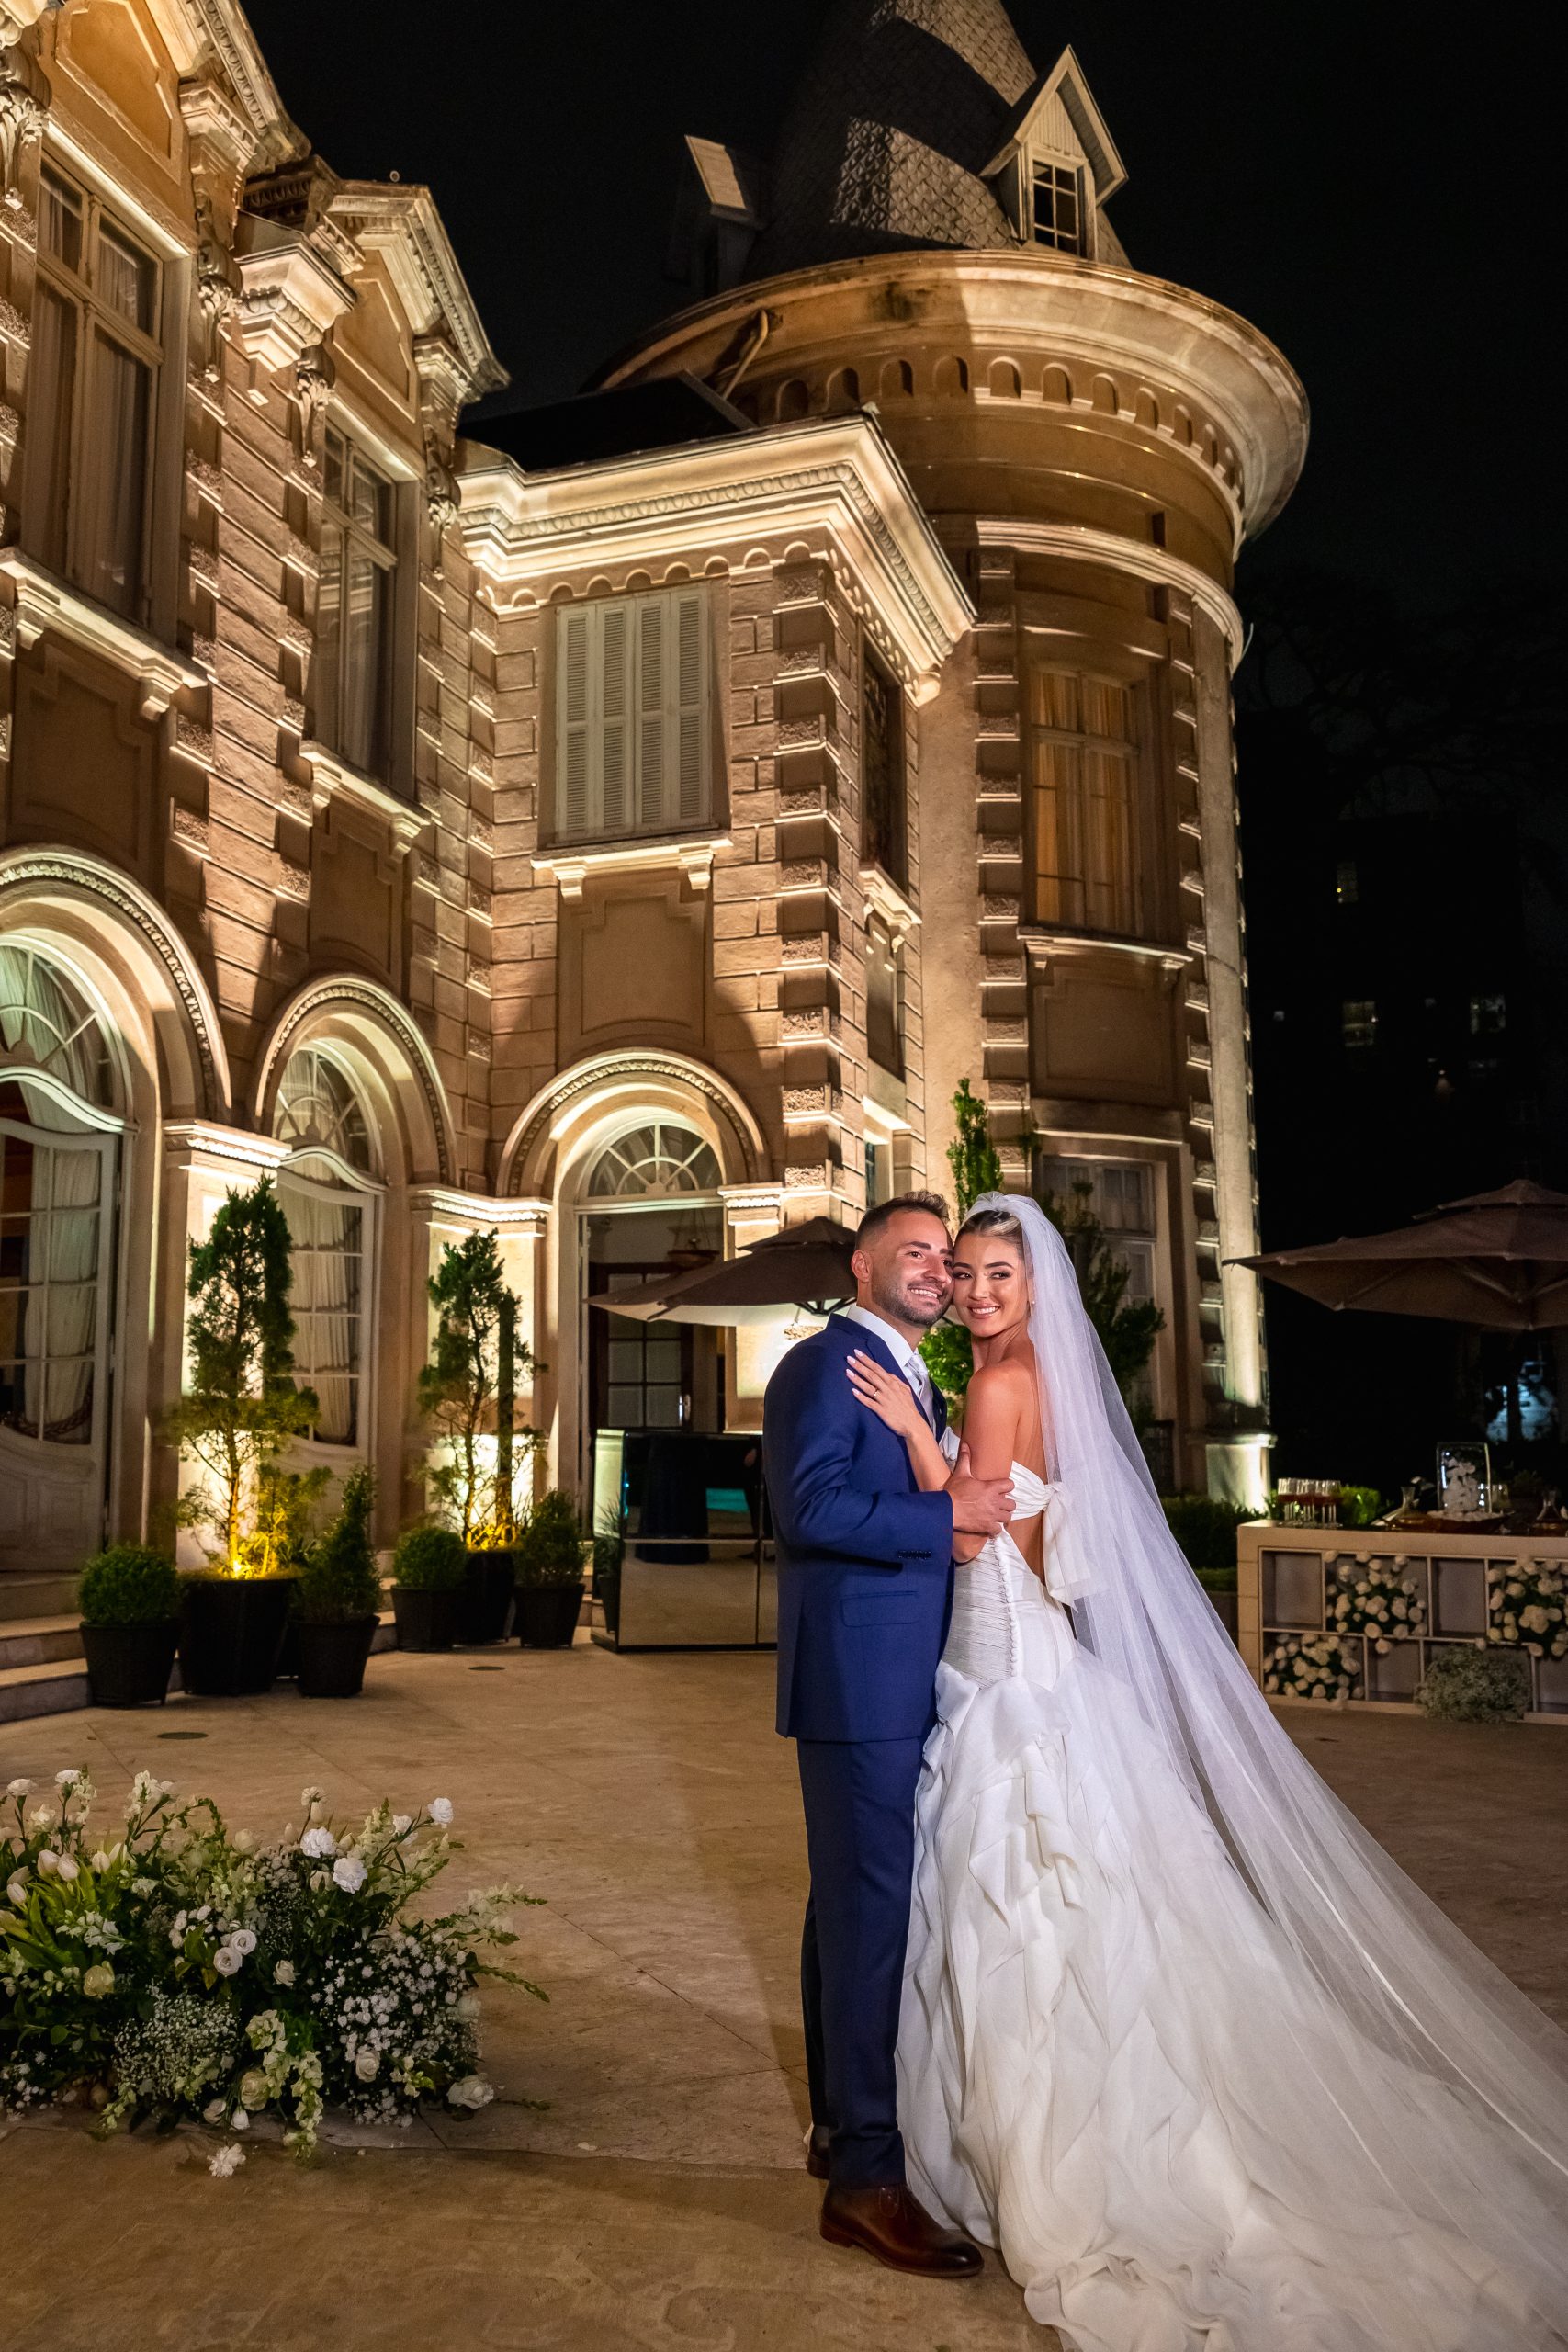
[
  {"left": 0, "top": 1612, "right": 400, "bottom": 1724},
  {"left": 0, "top": 1657, "right": 92, "bottom": 1724},
  {"left": 0, "top": 1618, "right": 85, "bottom": 1673},
  {"left": 0, "top": 1575, "right": 80, "bottom": 1623}
]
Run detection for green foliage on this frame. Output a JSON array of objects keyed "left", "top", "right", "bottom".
[
  {"left": 1417, "top": 1645, "right": 1531, "bottom": 1724},
  {"left": 1337, "top": 1485, "right": 1383, "bottom": 1530},
  {"left": 77, "top": 1545, "right": 180, "bottom": 1628},
  {"left": 164, "top": 1178, "right": 317, "bottom": 1573},
  {"left": 946, "top": 1077, "right": 1002, "bottom": 1220},
  {"left": 1161, "top": 1493, "right": 1254, "bottom": 1575},
  {"left": 297, "top": 1468, "right": 380, "bottom": 1625},
  {"left": 416, "top": 1231, "right": 541, "bottom": 1544},
  {"left": 392, "top": 1524, "right": 467, "bottom": 1591},
  {"left": 513, "top": 1489, "right": 586, "bottom": 1589},
  {"left": 919, "top": 1317, "right": 973, "bottom": 1405}
]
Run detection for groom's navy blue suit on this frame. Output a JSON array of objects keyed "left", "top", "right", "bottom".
[{"left": 764, "top": 1311, "right": 953, "bottom": 2189}]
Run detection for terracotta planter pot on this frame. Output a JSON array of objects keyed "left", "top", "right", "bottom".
[
  {"left": 457, "top": 1551, "right": 515, "bottom": 1645},
  {"left": 514, "top": 1582, "right": 583, "bottom": 1649},
  {"left": 296, "top": 1617, "right": 378, "bottom": 1698},
  {"left": 392, "top": 1586, "right": 460, "bottom": 1652},
  {"left": 179, "top": 1577, "right": 296, "bottom": 1697},
  {"left": 80, "top": 1621, "right": 178, "bottom": 1709}
]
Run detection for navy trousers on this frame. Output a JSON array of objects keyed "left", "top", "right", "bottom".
[{"left": 796, "top": 1734, "right": 925, "bottom": 2189}]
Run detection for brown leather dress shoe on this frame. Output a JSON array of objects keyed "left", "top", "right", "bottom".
[
  {"left": 806, "top": 2125, "right": 831, "bottom": 2180},
  {"left": 819, "top": 2182, "right": 983, "bottom": 2278}
]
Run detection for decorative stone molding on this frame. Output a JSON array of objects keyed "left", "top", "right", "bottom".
[
  {"left": 162, "top": 1120, "right": 289, "bottom": 1174},
  {"left": 291, "top": 340, "right": 334, "bottom": 470},
  {"left": 975, "top": 517, "right": 1247, "bottom": 671},
  {"left": 531, "top": 830, "right": 730, "bottom": 901},
  {"left": 300, "top": 741, "right": 426, "bottom": 851},
  {"left": 0, "top": 6, "right": 51, "bottom": 212},
  {"left": 231, "top": 190, "right": 355, "bottom": 375},
  {"left": 0, "top": 551, "right": 206, "bottom": 717},
  {"left": 0, "top": 843, "right": 231, "bottom": 1116},
  {"left": 457, "top": 414, "right": 972, "bottom": 702},
  {"left": 859, "top": 862, "right": 919, "bottom": 939},
  {"left": 328, "top": 185, "right": 506, "bottom": 405},
  {"left": 1019, "top": 925, "right": 1191, "bottom": 975},
  {"left": 501, "top": 1048, "right": 764, "bottom": 1197},
  {"left": 254, "top": 975, "right": 457, "bottom": 1182}
]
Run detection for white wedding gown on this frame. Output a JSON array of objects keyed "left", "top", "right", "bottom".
[{"left": 897, "top": 1464, "right": 1562, "bottom": 2352}]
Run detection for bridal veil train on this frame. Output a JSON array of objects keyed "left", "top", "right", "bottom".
[{"left": 896, "top": 1195, "right": 1568, "bottom": 2350}]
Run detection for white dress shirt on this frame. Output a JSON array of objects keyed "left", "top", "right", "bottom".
[{"left": 841, "top": 1301, "right": 938, "bottom": 1430}]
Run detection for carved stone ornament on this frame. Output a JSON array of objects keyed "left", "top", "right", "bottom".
[
  {"left": 292, "top": 339, "right": 334, "bottom": 470},
  {"left": 193, "top": 188, "right": 239, "bottom": 382},
  {"left": 0, "top": 7, "right": 53, "bottom": 212}
]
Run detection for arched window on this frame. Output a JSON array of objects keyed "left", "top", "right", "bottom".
[
  {"left": 0, "top": 944, "right": 118, "bottom": 1471},
  {"left": 587, "top": 1122, "right": 722, "bottom": 1200},
  {"left": 274, "top": 1047, "right": 378, "bottom": 1448}
]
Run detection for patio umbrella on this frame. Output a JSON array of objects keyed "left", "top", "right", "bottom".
[
  {"left": 587, "top": 1215, "right": 855, "bottom": 1327},
  {"left": 1235, "top": 1181, "right": 1568, "bottom": 1331}
]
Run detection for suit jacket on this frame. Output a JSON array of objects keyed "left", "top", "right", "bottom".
[{"left": 764, "top": 1312, "right": 954, "bottom": 1742}]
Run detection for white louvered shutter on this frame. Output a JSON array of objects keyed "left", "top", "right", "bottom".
[
  {"left": 558, "top": 605, "right": 592, "bottom": 837},
  {"left": 600, "top": 601, "right": 630, "bottom": 836},
  {"left": 637, "top": 594, "right": 666, "bottom": 830},
  {"left": 558, "top": 590, "right": 709, "bottom": 842},
  {"left": 674, "top": 590, "right": 706, "bottom": 824}
]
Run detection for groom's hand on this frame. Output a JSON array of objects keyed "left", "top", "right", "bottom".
[{"left": 947, "top": 1443, "right": 1014, "bottom": 1537}]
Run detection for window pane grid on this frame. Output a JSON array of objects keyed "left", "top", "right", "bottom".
[
  {"left": 1030, "top": 667, "right": 1139, "bottom": 936},
  {"left": 317, "top": 428, "right": 398, "bottom": 783}
]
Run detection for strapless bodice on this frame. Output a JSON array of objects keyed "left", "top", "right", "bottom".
[
  {"left": 1002, "top": 1459, "right": 1049, "bottom": 1522},
  {"left": 942, "top": 1463, "right": 1076, "bottom": 1690}
]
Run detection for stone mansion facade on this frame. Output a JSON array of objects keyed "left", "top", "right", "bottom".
[{"left": 0, "top": 0, "right": 1305, "bottom": 1569}]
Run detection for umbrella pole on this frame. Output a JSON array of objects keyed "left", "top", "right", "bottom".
[{"left": 1508, "top": 1332, "right": 1525, "bottom": 1451}]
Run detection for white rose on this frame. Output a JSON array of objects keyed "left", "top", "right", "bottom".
[
  {"left": 239, "top": 2069, "right": 269, "bottom": 2109},
  {"left": 213, "top": 1945, "right": 243, "bottom": 1977},
  {"left": 333, "top": 1854, "right": 367, "bottom": 1895},
  {"left": 354, "top": 2047, "right": 380, "bottom": 2082},
  {"left": 229, "top": 1928, "right": 257, "bottom": 1956},
  {"left": 231, "top": 1831, "right": 256, "bottom": 1857},
  {"left": 203, "top": 2098, "right": 227, "bottom": 2125},
  {"left": 299, "top": 1826, "right": 337, "bottom": 1860},
  {"left": 428, "top": 1799, "right": 454, "bottom": 1827},
  {"left": 273, "top": 1960, "right": 296, "bottom": 1987},
  {"left": 28, "top": 1804, "right": 57, "bottom": 1831},
  {"left": 392, "top": 1815, "right": 412, "bottom": 1837},
  {"left": 6, "top": 1778, "right": 33, "bottom": 1799},
  {"left": 446, "top": 2075, "right": 493, "bottom": 2111},
  {"left": 82, "top": 1962, "right": 115, "bottom": 1999},
  {"left": 454, "top": 1992, "right": 480, "bottom": 2023}
]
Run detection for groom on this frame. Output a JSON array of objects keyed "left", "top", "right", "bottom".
[{"left": 763, "top": 1193, "right": 1012, "bottom": 2276}]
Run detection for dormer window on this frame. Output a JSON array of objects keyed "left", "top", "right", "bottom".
[{"left": 1031, "top": 160, "right": 1084, "bottom": 254}]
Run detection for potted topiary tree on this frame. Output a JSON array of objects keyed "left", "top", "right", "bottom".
[
  {"left": 391, "top": 1525, "right": 467, "bottom": 1651},
  {"left": 296, "top": 1466, "right": 381, "bottom": 1698},
  {"left": 416, "top": 1230, "right": 541, "bottom": 1644},
  {"left": 77, "top": 1545, "right": 182, "bottom": 1708},
  {"left": 513, "top": 1490, "right": 586, "bottom": 1649},
  {"left": 166, "top": 1176, "right": 317, "bottom": 1695}
]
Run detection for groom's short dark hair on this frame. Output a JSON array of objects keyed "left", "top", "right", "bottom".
[{"left": 854, "top": 1190, "right": 951, "bottom": 1252}]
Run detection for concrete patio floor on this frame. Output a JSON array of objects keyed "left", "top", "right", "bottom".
[{"left": 1, "top": 1642, "right": 1564, "bottom": 2350}]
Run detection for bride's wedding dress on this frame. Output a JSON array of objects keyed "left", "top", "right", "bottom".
[{"left": 897, "top": 1463, "right": 1563, "bottom": 2351}]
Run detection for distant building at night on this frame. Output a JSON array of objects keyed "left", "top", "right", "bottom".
[{"left": 0, "top": 0, "right": 1304, "bottom": 1575}]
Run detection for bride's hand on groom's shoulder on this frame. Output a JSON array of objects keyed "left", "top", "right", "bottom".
[
  {"left": 948, "top": 1442, "right": 1015, "bottom": 1538},
  {"left": 846, "top": 1349, "right": 923, "bottom": 1438}
]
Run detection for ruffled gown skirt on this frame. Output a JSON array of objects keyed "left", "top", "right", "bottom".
[{"left": 896, "top": 1538, "right": 1562, "bottom": 2351}]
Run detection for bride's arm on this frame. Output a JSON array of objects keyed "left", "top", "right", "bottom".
[
  {"left": 844, "top": 1351, "right": 951, "bottom": 1491},
  {"left": 950, "top": 1364, "right": 1026, "bottom": 1562}
]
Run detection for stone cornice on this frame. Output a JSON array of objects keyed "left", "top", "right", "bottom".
[
  {"left": 329, "top": 183, "right": 506, "bottom": 405},
  {"left": 976, "top": 518, "right": 1246, "bottom": 668},
  {"left": 232, "top": 213, "right": 355, "bottom": 368},
  {"left": 457, "top": 414, "right": 973, "bottom": 701},
  {"left": 147, "top": 0, "right": 301, "bottom": 166},
  {"left": 595, "top": 249, "right": 1309, "bottom": 543},
  {"left": 0, "top": 550, "right": 205, "bottom": 715}
]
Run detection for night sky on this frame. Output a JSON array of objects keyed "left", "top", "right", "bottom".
[{"left": 243, "top": 2, "right": 1552, "bottom": 609}]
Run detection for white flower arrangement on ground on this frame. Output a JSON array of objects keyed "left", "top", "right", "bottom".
[
  {"left": 1263, "top": 1633, "right": 1361, "bottom": 1702},
  {"left": 1486, "top": 1559, "right": 1568, "bottom": 1660},
  {"left": 0, "top": 1773, "right": 544, "bottom": 2158},
  {"left": 1328, "top": 1555, "right": 1427, "bottom": 1654}
]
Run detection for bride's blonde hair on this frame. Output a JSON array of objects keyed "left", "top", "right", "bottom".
[{"left": 955, "top": 1204, "right": 1026, "bottom": 1252}]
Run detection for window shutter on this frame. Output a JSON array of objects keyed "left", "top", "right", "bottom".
[
  {"left": 674, "top": 591, "right": 705, "bottom": 824},
  {"left": 559, "top": 606, "right": 592, "bottom": 837},
  {"left": 637, "top": 595, "right": 667, "bottom": 829},
  {"left": 600, "top": 602, "right": 630, "bottom": 835}
]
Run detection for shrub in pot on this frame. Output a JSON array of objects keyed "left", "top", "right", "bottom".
[
  {"left": 458, "top": 1545, "right": 516, "bottom": 1646},
  {"left": 513, "top": 1490, "right": 585, "bottom": 1649},
  {"left": 179, "top": 1570, "right": 297, "bottom": 1695},
  {"left": 392, "top": 1526, "right": 467, "bottom": 1651},
  {"left": 78, "top": 1545, "right": 181, "bottom": 1708},
  {"left": 297, "top": 1467, "right": 380, "bottom": 1698}
]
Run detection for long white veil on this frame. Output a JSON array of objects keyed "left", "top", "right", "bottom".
[{"left": 977, "top": 1192, "right": 1568, "bottom": 2321}]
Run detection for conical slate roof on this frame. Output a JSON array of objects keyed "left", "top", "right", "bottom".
[{"left": 748, "top": 0, "right": 1037, "bottom": 277}]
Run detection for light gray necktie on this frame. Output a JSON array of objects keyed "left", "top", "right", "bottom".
[{"left": 904, "top": 1356, "right": 936, "bottom": 1431}]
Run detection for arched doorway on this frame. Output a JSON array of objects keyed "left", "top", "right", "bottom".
[
  {"left": 582, "top": 1118, "right": 723, "bottom": 1453},
  {"left": 0, "top": 944, "right": 124, "bottom": 1568},
  {"left": 271, "top": 1045, "right": 382, "bottom": 1457}
]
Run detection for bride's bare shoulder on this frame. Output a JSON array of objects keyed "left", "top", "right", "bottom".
[{"left": 964, "top": 1355, "right": 1035, "bottom": 1413}]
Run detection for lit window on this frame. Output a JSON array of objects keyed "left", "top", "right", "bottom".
[
  {"left": 28, "top": 162, "right": 162, "bottom": 621},
  {"left": 1031, "top": 160, "right": 1084, "bottom": 254},
  {"left": 315, "top": 426, "right": 399, "bottom": 782},
  {"left": 1039, "top": 1158, "right": 1157, "bottom": 1306},
  {"left": 1342, "top": 1001, "right": 1377, "bottom": 1049},
  {"left": 1336, "top": 859, "right": 1359, "bottom": 905},
  {"left": 275, "top": 1049, "right": 377, "bottom": 1448},
  {"left": 557, "top": 589, "right": 712, "bottom": 842},
  {"left": 1029, "top": 667, "right": 1139, "bottom": 936},
  {"left": 1470, "top": 993, "right": 1506, "bottom": 1036},
  {"left": 587, "top": 1123, "right": 722, "bottom": 1199},
  {"left": 861, "top": 644, "right": 907, "bottom": 888},
  {"left": 863, "top": 1135, "right": 894, "bottom": 1211}
]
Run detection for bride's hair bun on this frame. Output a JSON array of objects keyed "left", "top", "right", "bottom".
[{"left": 955, "top": 1205, "right": 1025, "bottom": 1249}]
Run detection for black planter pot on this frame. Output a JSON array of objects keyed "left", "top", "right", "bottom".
[
  {"left": 179, "top": 1577, "right": 296, "bottom": 1697},
  {"left": 514, "top": 1581, "right": 583, "bottom": 1649},
  {"left": 457, "top": 1551, "right": 515, "bottom": 1645},
  {"left": 276, "top": 1617, "right": 301, "bottom": 1680},
  {"left": 297, "top": 1617, "right": 378, "bottom": 1699},
  {"left": 393, "top": 1586, "right": 461, "bottom": 1651},
  {"left": 80, "top": 1621, "right": 178, "bottom": 1709}
]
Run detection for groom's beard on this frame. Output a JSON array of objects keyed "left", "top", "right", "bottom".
[{"left": 869, "top": 1272, "right": 951, "bottom": 1330}]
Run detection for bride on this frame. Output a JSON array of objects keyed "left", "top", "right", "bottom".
[{"left": 843, "top": 1194, "right": 1568, "bottom": 2352}]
